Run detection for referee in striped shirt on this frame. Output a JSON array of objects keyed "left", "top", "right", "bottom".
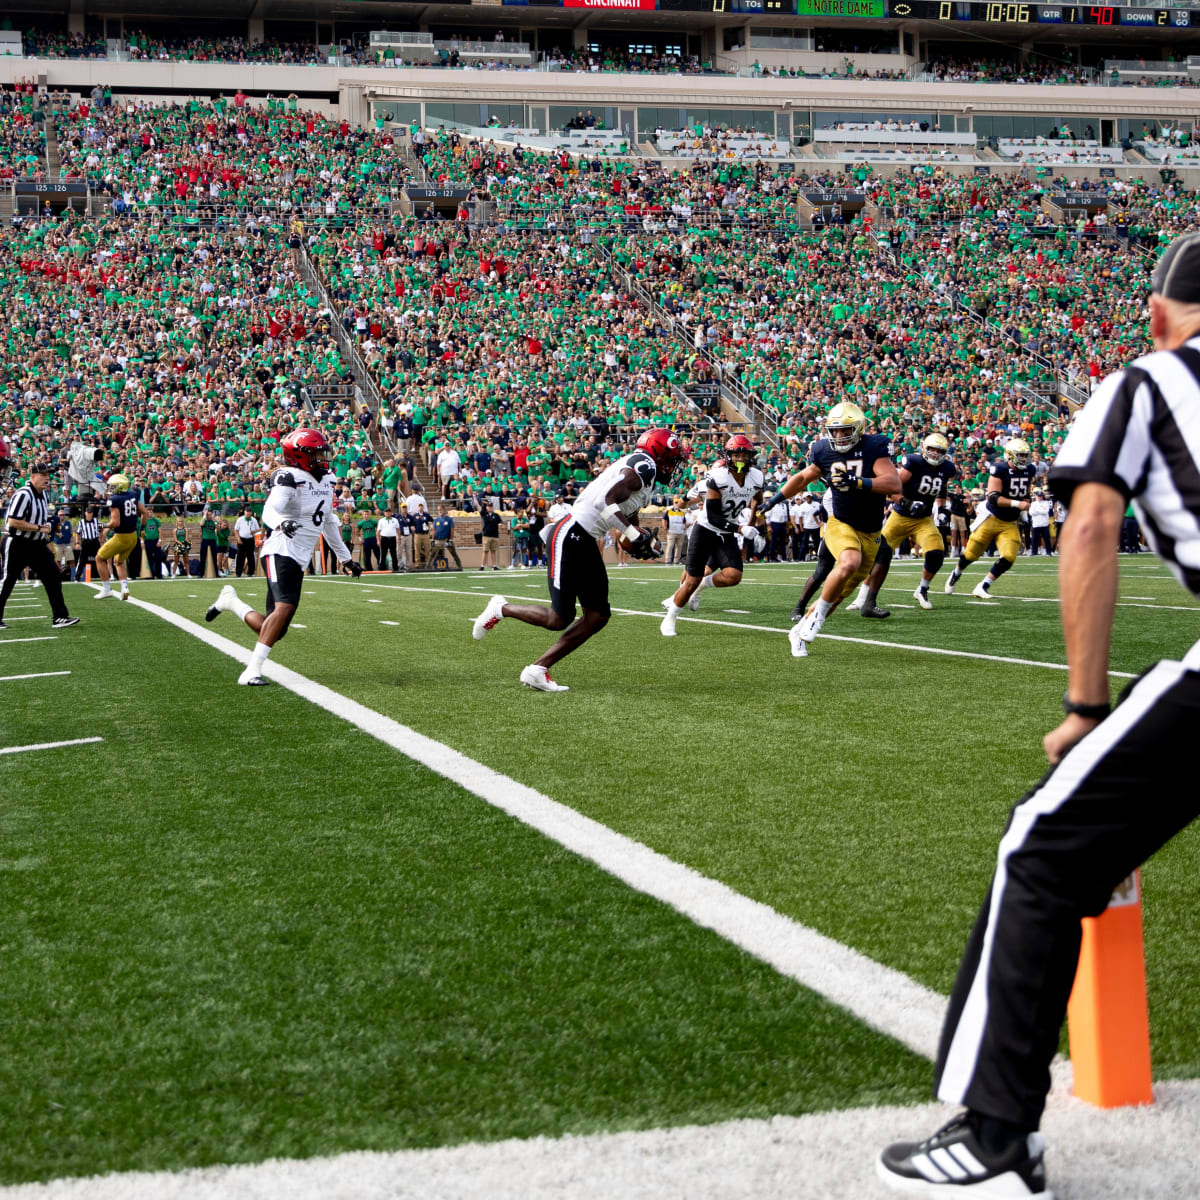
[
  {"left": 879, "top": 231, "right": 1200, "bottom": 1196},
  {"left": 0, "top": 462, "right": 79, "bottom": 631}
]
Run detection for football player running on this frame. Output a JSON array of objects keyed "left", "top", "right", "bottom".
[
  {"left": 846, "top": 432, "right": 959, "bottom": 614},
  {"left": 758, "top": 402, "right": 901, "bottom": 657},
  {"left": 92, "top": 474, "right": 153, "bottom": 601},
  {"left": 944, "top": 437, "right": 1034, "bottom": 600},
  {"left": 472, "top": 428, "right": 685, "bottom": 692},
  {"left": 205, "top": 429, "right": 361, "bottom": 685},
  {"left": 660, "top": 434, "right": 764, "bottom": 637}
]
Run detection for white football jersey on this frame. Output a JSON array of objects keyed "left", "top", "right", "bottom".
[
  {"left": 695, "top": 463, "right": 765, "bottom": 534},
  {"left": 570, "top": 450, "right": 657, "bottom": 537},
  {"left": 260, "top": 466, "right": 352, "bottom": 567}
]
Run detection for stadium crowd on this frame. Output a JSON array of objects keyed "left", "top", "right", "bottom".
[{"left": 4, "top": 102, "right": 1199, "bottom": 563}]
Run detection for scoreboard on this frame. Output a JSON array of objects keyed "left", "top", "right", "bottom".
[
  {"left": 886, "top": 3, "right": 1194, "bottom": 23},
  {"left": 504, "top": 0, "right": 1197, "bottom": 17}
]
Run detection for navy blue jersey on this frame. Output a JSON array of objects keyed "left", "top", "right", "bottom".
[
  {"left": 985, "top": 461, "right": 1035, "bottom": 522},
  {"left": 109, "top": 490, "right": 140, "bottom": 534},
  {"left": 807, "top": 433, "right": 894, "bottom": 532},
  {"left": 893, "top": 453, "right": 959, "bottom": 518}
]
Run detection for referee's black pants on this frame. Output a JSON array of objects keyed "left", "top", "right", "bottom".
[
  {"left": 235, "top": 543, "right": 256, "bottom": 578},
  {"left": 75, "top": 539, "right": 100, "bottom": 581},
  {"left": 934, "top": 661, "right": 1200, "bottom": 1130},
  {"left": 0, "top": 535, "right": 70, "bottom": 621}
]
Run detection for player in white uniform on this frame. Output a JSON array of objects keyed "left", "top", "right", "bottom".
[
  {"left": 661, "top": 434, "right": 764, "bottom": 636},
  {"left": 205, "top": 429, "right": 361, "bottom": 685},
  {"left": 472, "top": 429, "right": 687, "bottom": 691}
]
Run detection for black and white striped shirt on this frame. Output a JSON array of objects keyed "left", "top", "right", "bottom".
[
  {"left": 1051, "top": 337, "right": 1200, "bottom": 598},
  {"left": 77, "top": 516, "right": 101, "bottom": 542},
  {"left": 3, "top": 485, "right": 49, "bottom": 541}
]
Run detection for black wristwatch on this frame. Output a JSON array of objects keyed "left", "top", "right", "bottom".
[{"left": 1062, "top": 694, "right": 1111, "bottom": 721}]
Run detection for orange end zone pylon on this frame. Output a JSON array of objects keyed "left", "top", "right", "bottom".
[{"left": 1067, "top": 870, "right": 1154, "bottom": 1108}]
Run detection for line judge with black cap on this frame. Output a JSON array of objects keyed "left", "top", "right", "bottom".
[
  {"left": 0, "top": 460, "right": 80, "bottom": 631},
  {"left": 876, "top": 230, "right": 1200, "bottom": 1197}
]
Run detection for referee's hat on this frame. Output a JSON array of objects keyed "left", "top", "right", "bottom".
[{"left": 1151, "top": 232, "right": 1200, "bottom": 302}]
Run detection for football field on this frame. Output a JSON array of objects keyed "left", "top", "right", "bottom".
[{"left": 2, "top": 556, "right": 1199, "bottom": 1198}]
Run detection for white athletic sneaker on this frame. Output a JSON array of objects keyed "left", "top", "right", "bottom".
[
  {"left": 472, "top": 595, "right": 507, "bottom": 640},
  {"left": 794, "top": 609, "right": 825, "bottom": 644},
  {"left": 787, "top": 623, "right": 809, "bottom": 658},
  {"left": 687, "top": 589, "right": 703, "bottom": 612},
  {"left": 237, "top": 667, "right": 271, "bottom": 687},
  {"left": 519, "top": 664, "right": 569, "bottom": 692},
  {"left": 972, "top": 581, "right": 993, "bottom": 600},
  {"left": 119, "top": 589, "right": 129, "bottom": 601},
  {"left": 914, "top": 587, "right": 933, "bottom": 610},
  {"left": 660, "top": 601, "right": 679, "bottom": 637},
  {"left": 205, "top": 584, "right": 238, "bottom": 623},
  {"left": 944, "top": 576, "right": 958, "bottom": 595},
  {"left": 93, "top": 586, "right": 114, "bottom": 599}
]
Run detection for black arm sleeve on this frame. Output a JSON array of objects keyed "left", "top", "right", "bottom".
[{"left": 705, "top": 497, "right": 736, "bottom": 532}]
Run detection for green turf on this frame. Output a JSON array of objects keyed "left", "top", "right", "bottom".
[
  {"left": 2, "top": 557, "right": 1196, "bottom": 1184},
  {"left": 0, "top": 590, "right": 928, "bottom": 1185}
]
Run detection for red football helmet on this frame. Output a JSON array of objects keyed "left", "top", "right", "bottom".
[
  {"left": 636, "top": 428, "right": 687, "bottom": 485},
  {"left": 724, "top": 434, "right": 756, "bottom": 472},
  {"left": 0, "top": 435, "right": 11, "bottom": 478},
  {"left": 281, "top": 428, "right": 332, "bottom": 479}
]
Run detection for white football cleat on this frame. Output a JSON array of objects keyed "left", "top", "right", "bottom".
[
  {"left": 472, "top": 594, "right": 507, "bottom": 640},
  {"left": 794, "top": 609, "right": 825, "bottom": 644},
  {"left": 846, "top": 584, "right": 869, "bottom": 613},
  {"left": 520, "top": 664, "right": 569, "bottom": 692},
  {"left": 660, "top": 602, "right": 679, "bottom": 637},
  {"left": 205, "top": 584, "right": 238, "bottom": 623},
  {"left": 119, "top": 589, "right": 130, "bottom": 601},
  {"left": 237, "top": 667, "right": 271, "bottom": 686},
  {"left": 944, "top": 576, "right": 958, "bottom": 595},
  {"left": 93, "top": 586, "right": 114, "bottom": 599},
  {"left": 787, "top": 624, "right": 809, "bottom": 658},
  {"left": 972, "top": 581, "right": 993, "bottom": 600},
  {"left": 687, "top": 589, "right": 703, "bottom": 611},
  {"left": 914, "top": 588, "right": 933, "bottom": 610}
]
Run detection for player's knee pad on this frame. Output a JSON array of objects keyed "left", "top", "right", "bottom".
[
  {"left": 991, "top": 556, "right": 1014, "bottom": 578},
  {"left": 924, "top": 549, "right": 944, "bottom": 575},
  {"left": 873, "top": 540, "right": 893, "bottom": 571}
]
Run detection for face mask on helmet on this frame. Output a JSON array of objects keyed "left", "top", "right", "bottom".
[
  {"left": 827, "top": 424, "right": 860, "bottom": 453},
  {"left": 922, "top": 438, "right": 948, "bottom": 466}
]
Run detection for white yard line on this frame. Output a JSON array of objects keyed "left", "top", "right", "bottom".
[
  {"left": 0, "top": 637, "right": 57, "bottom": 646},
  {"left": 309, "top": 581, "right": 1137, "bottom": 679},
  {"left": 0, "top": 737, "right": 102, "bottom": 757},
  {"left": 878, "top": 587, "right": 1197, "bottom": 614},
  {"left": 108, "top": 588, "right": 945, "bottom": 1064},
  {"left": 8, "top": 1080, "right": 1200, "bottom": 1200},
  {"left": 2, "top": 616, "right": 49, "bottom": 621},
  {"left": 0, "top": 671, "right": 70, "bottom": 682}
]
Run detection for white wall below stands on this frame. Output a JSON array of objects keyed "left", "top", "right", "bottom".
[{"left": 716, "top": 50, "right": 912, "bottom": 78}]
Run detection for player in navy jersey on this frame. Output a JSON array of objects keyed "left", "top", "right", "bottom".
[
  {"left": 758, "top": 403, "right": 901, "bottom": 657},
  {"left": 93, "top": 474, "right": 153, "bottom": 601},
  {"left": 847, "top": 432, "right": 959, "bottom": 614},
  {"left": 945, "top": 438, "right": 1035, "bottom": 600}
]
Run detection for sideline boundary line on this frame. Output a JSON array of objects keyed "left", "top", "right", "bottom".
[
  {"left": 0, "top": 737, "right": 102, "bottom": 756},
  {"left": 306, "top": 579, "right": 1138, "bottom": 679},
  {"left": 115, "top": 588, "right": 945, "bottom": 1062},
  {"left": 0, "top": 671, "right": 71, "bottom": 682}
]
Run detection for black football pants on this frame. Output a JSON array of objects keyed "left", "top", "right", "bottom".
[
  {"left": 934, "top": 661, "right": 1200, "bottom": 1129},
  {"left": 0, "top": 535, "right": 70, "bottom": 620}
]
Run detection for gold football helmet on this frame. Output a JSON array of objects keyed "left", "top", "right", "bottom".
[
  {"left": 1004, "top": 438, "right": 1032, "bottom": 469},
  {"left": 826, "top": 402, "right": 867, "bottom": 453},
  {"left": 922, "top": 433, "right": 950, "bottom": 467}
]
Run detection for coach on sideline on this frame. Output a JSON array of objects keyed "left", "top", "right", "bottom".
[
  {"left": 0, "top": 462, "right": 80, "bottom": 631},
  {"left": 878, "top": 230, "right": 1200, "bottom": 1196}
]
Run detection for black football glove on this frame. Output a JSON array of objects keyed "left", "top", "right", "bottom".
[
  {"left": 632, "top": 535, "right": 663, "bottom": 561},
  {"left": 759, "top": 491, "right": 786, "bottom": 514},
  {"left": 907, "top": 500, "right": 928, "bottom": 518},
  {"left": 342, "top": 560, "right": 364, "bottom": 577},
  {"left": 279, "top": 519, "right": 301, "bottom": 538}
]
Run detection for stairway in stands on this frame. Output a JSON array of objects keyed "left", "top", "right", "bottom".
[{"left": 45, "top": 114, "right": 61, "bottom": 181}]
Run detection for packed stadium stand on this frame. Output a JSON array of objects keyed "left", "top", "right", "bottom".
[{"left": 2, "top": 0, "right": 1199, "bottom": 553}]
